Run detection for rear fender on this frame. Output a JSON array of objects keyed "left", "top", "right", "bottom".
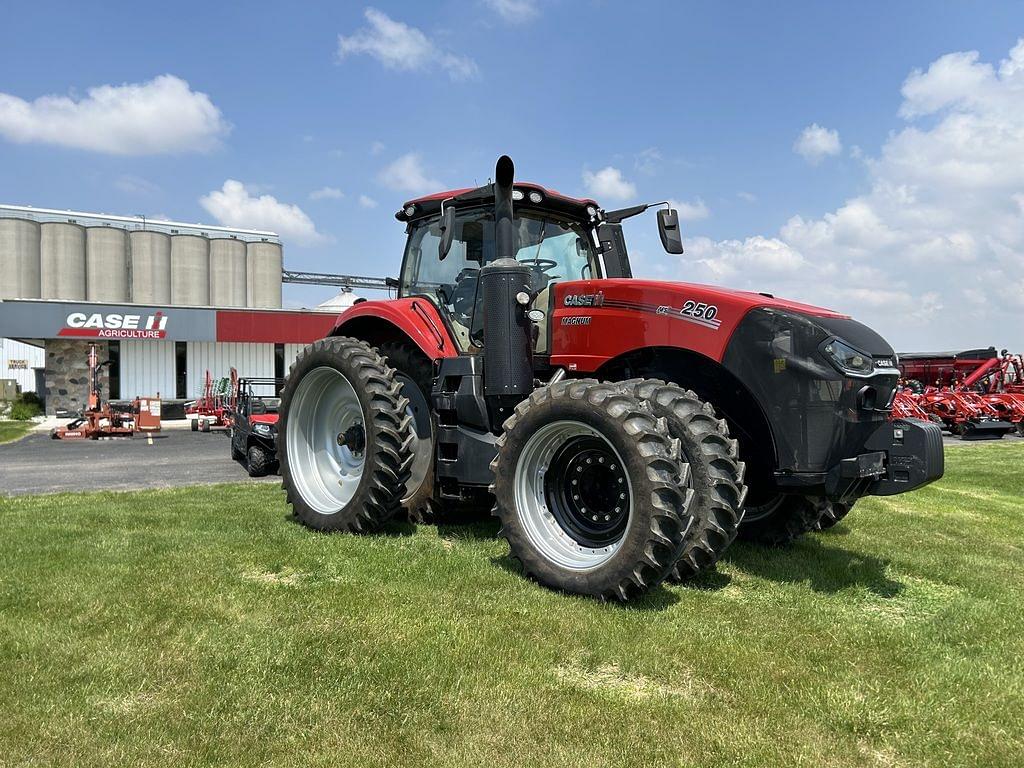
[{"left": 331, "top": 298, "right": 458, "bottom": 360}]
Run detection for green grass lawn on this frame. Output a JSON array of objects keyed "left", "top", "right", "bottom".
[
  {"left": 0, "top": 420, "right": 33, "bottom": 444},
  {"left": 1, "top": 444, "right": 1022, "bottom": 767}
]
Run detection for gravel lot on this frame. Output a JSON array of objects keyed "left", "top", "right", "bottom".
[{"left": 0, "top": 428, "right": 277, "bottom": 497}]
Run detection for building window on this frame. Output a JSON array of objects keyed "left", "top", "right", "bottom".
[
  {"left": 107, "top": 341, "right": 120, "bottom": 400},
  {"left": 175, "top": 342, "right": 187, "bottom": 399},
  {"left": 274, "top": 343, "right": 285, "bottom": 395}
]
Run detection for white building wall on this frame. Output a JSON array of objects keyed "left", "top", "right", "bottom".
[
  {"left": 186, "top": 342, "right": 274, "bottom": 398},
  {"left": 284, "top": 343, "right": 307, "bottom": 377},
  {"left": 1, "top": 338, "right": 45, "bottom": 392},
  {"left": 120, "top": 340, "right": 176, "bottom": 399}
]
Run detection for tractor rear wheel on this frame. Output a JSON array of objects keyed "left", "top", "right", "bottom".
[
  {"left": 737, "top": 493, "right": 825, "bottom": 546},
  {"left": 815, "top": 500, "right": 853, "bottom": 531},
  {"left": 379, "top": 343, "right": 436, "bottom": 522},
  {"left": 617, "top": 379, "right": 746, "bottom": 581},
  {"left": 491, "top": 379, "right": 692, "bottom": 602},
  {"left": 279, "top": 336, "right": 414, "bottom": 533}
]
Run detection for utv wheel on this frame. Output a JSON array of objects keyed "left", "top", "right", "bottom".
[
  {"left": 279, "top": 336, "right": 414, "bottom": 533},
  {"left": 247, "top": 444, "right": 270, "bottom": 477},
  {"left": 738, "top": 493, "right": 825, "bottom": 546},
  {"left": 617, "top": 379, "right": 747, "bottom": 581},
  {"left": 491, "top": 379, "right": 692, "bottom": 602},
  {"left": 815, "top": 500, "right": 853, "bottom": 531},
  {"left": 379, "top": 343, "right": 436, "bottom": 520}
]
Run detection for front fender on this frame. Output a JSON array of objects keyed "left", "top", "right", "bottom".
[{"left": 332, "top": 298, "right": 459, "bottom": 361}]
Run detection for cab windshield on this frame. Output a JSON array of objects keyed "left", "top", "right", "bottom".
[{"left": 400, "top": 209, "right": 596, "bottom": 349}]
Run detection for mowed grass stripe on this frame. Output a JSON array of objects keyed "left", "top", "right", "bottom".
[{"left": 0, "top": 445, "right": 1022, "bottom": 767}]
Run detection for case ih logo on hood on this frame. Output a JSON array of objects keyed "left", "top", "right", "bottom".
[
  {"left": 564, "top": 292, "right": 605, "bottom": 307},
  {"left": 59, "top": 311, "right": 169, "bottom": 339}
]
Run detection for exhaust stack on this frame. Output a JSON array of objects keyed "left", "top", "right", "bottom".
[{"left": 481, "top": 155, "right": 534, "bottom": 398}]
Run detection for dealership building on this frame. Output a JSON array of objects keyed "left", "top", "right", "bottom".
[{"left": 0, "top": 204, "right": 357, "bottom": 415}]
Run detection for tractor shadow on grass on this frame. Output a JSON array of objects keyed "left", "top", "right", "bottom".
[{"left": 722, "top": 536, "right": 904, "bottom": 598}]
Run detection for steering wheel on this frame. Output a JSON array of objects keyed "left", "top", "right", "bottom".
[{"left": 521, "top": 258, "right": 559, "bottom": 273}]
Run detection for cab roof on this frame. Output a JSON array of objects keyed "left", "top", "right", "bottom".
[{"left": 397, "top": 182, "right": 598, "bottom": 223}]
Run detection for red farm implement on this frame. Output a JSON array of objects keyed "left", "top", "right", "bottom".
[
  {"left": 897, "top": 349, "right": 1020, "bottom": 439},
  {"left": 186, "top": 369, "right": 237, "bottom": 432},
  {"left": 51, "top": 344, "right": 162, "bottom": 440}
]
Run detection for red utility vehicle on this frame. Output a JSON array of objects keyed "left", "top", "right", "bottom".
[{"left": 278, "top": 156, "right": 943, "bottom": 601}]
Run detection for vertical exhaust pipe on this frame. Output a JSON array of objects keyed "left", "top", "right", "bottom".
[{"left": 481, "top": 155, "right": 534, "bottom": 399}]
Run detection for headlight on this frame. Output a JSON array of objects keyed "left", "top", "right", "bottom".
[
  {"left": 254, "top": 423, "right": 271, "bottom": 435},
  {"left": 822, "top": 338, "right": 873, "bottom": 376}
]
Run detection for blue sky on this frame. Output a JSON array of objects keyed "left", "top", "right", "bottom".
[{"left": 2, "top": 2, "right": 1023, "bottom": 349}]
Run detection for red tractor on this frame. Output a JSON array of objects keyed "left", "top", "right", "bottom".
[{"left": 278, "top": 156, "right": 943, "bottom": 601}]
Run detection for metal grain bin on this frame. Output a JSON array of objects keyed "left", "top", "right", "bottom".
[
  {"left": 246, "top": 241, "right": 282, "bottom": 308},
  {"left": 209, "top": 238, "right": 247, "bottom": 307},
  {"left": 86, "top": 226, "right": 129, "bottom": 302},
  {"left": 170, "top": 234, "right": 210, "bottom": 306},
  {"left": 40, "top": 222, "right": 86, "bottom": 300},
  {"left": 129, "top": 230, "right": 172, "bottom": 304},
  {"left": 0, "top": 218, "right": 41, "bottom": 299}
]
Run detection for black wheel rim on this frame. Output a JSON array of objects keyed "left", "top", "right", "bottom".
[{"left": 544, "top": 435, "right": 630, "bottom": 547}]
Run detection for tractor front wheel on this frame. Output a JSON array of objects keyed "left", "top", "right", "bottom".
[
  {"left": 815, "top": 500, "right": 854, "bottom": 531},
  {"left": 491, "top": 379, "right": 691, "bottom": 602},
  {"left": 617, "top": 379, "right": 747, "bottom": 582},
  {"left": 737, "top": 493, "right": 825, "bottom": 546},
  {"left": 279, "top": 337, "right": 414, "bottom": 533}
]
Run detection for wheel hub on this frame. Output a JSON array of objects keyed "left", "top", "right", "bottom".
[
  {"left": 337, "top": 423, "right": 365, "bottom": 454},
  {"left": 545, "top": 436, "right": 629, "bottom": 547}
]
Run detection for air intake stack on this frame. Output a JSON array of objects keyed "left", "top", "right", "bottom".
[{"left": 481, "top": 155, "right": 534, "bottom": 399}]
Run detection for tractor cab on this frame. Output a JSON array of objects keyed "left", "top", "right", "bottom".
[{"left": 395, "top": 183, "right": 682, "bottom": 354}]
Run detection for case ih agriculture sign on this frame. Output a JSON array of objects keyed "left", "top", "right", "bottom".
[{"left": 58, "top": 311, "right": 169, "bottom": 339}]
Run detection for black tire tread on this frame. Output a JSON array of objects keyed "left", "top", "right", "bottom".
[
  {"left": 617, "top": 379, "right": 747, "bottom": 581},
  {"left": 739, "top": 494, "right": 826, "bottom": 546}
]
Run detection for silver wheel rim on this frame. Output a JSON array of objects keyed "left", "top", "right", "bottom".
[
  {"left": 287, "top": 366, "right": 366, "bottom": 514},
  {"left": 397, "top": 372, "right": 431, "bottom": 505},
  {"left": 513, "top": 420, "right": 633, "bottom": 571}
]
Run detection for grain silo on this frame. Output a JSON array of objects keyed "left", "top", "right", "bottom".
[
  {"left": 170, "top": 234, "right": 210, "bottom": 306},
  {"left": 40, "top": 222, "right": 86, "bottom": 300},
  {"left": 85, "top": 226, "right": 129, "bottom": 303},
  {"left": 209, "top": 238, "right": 248, "bottom": 307},
  {"left": 0, "top": 218, "right": 41, "bottom": 299},
  {"left": 129, "top": 230, "right": 172, "bottom": 304},
  {"left": 246, "top": 241, "right": 283, "bottom": 308}
]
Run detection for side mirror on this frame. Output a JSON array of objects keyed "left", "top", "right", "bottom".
[
  {"left": 657, "top": 208, "right": 684, "bottom": 254},
  {"left": 438, "top": 206, "right": 456, "bottom": 260}
]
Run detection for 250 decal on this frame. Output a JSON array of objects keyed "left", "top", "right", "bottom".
[{"left": 656, "top": 301, "right": 721, "bottom": 330}]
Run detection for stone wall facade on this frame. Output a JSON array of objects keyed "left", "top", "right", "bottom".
[{"left": 44, "top": 340, "right": 109, "bottom": 415}]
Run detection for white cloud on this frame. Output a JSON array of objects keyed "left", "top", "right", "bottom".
[
  {"left": 370, "top": 140, "right": 386, "bottom": 155},
  {"left": 378, "top": 152, "right": 445, "bottom": 194},
  {"left": 737, "top": 191, "right": 757, "bottom": 202},
  {"left": 666, "top": 39, "right": 1024, "bottom": 349},
  {"left": 115, "top": 175, "right": 160, "bottom": 196},
  {"left": 634, "top": 147, "right": 663, "bottom": 175},
  {"left": 669, "top": 198, "right": 711, "bottom": 222},
  {"left": 483, "top": 0, "right": 539, "bottom": 24},
  {"left": 793, "top": 123, "right": 842, "bottom": 164},
  {"left": 358, "top": 194, "right": 379, "bottom": 209},
  {"left": 338, "top": 8, "right": 479, "bottom": 82},
  {"left": 582, "top": 166, "right": 637, "bottom": 201},
  {"left": 200, "top": 181, "right": 323, "bottom": 245},
  {"left": 0, "top": 75, "right": 228, "bottom": 155},
  {"left": 309, "top": 186, "right": 344, "bottom": 200}
]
